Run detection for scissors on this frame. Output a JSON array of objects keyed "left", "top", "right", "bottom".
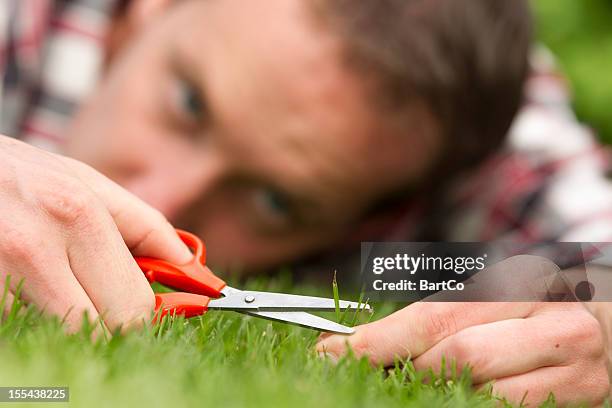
[{"left": 135, "top": 229, "right": 369, "bottom": 334}]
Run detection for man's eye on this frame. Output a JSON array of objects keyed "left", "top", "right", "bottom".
[
  {"left": 253, "top": 188, "right": 293, "bottom": 227},
  {"left": 177, "top": 79, "right": 205, "bottom": 120}
]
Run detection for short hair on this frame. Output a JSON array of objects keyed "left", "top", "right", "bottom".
[{"left": 312, "top": 0, "right": 532, "bottom": 180}]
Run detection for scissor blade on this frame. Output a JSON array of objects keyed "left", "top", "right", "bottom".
[
  {"left": 210, "top": 290, "right": 370, "bottom": 311},
  {"left": 241, "top": 310, "right": 354, "bottom": 334}
]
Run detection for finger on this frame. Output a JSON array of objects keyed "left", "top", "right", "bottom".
[
  {"left": 412, "top": 314, "right": 575, "bottom": 383},
  {"left": 65, "top": 201, "right": 155, "bottom": 332},
  {"left": 487, "top": 363, "right": 609, "bottom": 406},
  {"left": 316, "top": 255, "right": 566, "bottom": 365},
  {"left": 0, "top": 253, "right": 100, "bottom": 332},
  {"left": 61, "top": 157, "right": 192, "bottom": 264},
  {"left": 316, "top": 302, "right": 538, "bottom": 366}
]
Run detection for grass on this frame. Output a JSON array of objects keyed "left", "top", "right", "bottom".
[{"left": 0, "top": 276, "right": 545, "bottom": 408}]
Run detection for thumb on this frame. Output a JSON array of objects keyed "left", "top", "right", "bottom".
[
  {"left": 316, "top": 312, "right": 412, "bottom": 366},
  {"left": 316, "top": 300, "right": 538, "bottom": 366}
]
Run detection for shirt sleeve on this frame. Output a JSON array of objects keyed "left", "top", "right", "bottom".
[
  {"left": 443, "top": 46, "right": 612, "bottom": 243},
  {"left": 1, "top": 0, "right": 116, "bottom": 153}
]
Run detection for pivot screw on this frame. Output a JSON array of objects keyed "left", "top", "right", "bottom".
[{"left": 244, "top": 295, "right": 255, "bottom": 303}]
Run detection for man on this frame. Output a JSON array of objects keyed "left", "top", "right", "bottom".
[{"left": 1, "top": 0, "right": 610, "bottom": 404}]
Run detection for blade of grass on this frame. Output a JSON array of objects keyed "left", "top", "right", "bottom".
[
  {"left": 332, "top": 270, "right": 340, "bottom": 322},
  {"left": 7, "top": 278, "right": 25, "bottom": 324},
  {"left": 0, "top": 275, "right": 10, "bottom": 323},
  {"left": 350, "top": 292, "right": 366, "bottom": 326}
]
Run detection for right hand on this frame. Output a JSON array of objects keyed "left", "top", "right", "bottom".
[{"left": 0, "top": 135, "right": 192, "bottom": 331}]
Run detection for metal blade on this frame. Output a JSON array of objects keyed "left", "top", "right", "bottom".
[
  {"left": 210, "top": 290, "right": 370, "bottom": 312},
  {"left": 240, "top": 310, "right": 354, "bottom": 334},
  {"left": 215, "top": 286, "right": 361, "bottom": 333}
]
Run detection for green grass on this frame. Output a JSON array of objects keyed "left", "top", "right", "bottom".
[
  {"left": 533, "top": 0, "right": 612, "bottom": 143},
  {"left": 0, "top": 277, "right": 541, "bottom": 408}
]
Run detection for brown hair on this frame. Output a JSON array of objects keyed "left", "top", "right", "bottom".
[{"left": 312, "top": 0, "right": 532, "bottom": 181}]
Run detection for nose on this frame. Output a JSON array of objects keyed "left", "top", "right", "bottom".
[{"left": 122, "top": 156, "right": 224, "bottom": 221}]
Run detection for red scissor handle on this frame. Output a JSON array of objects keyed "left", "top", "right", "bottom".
[
  {"left": 153, "top": 292, "right": 211, "bottom": 322},
  {"left": 135, "top": 229, "right": 227, "bottom": 298}
]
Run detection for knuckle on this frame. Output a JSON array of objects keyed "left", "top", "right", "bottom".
[
  {"left": 39, "top": 178, "right": 100, "bottom": 225},
  {"left": 570, "top": 311, "right": 604, "bottom": 358},
  {"left": 0, "top": 226, "right": 45, "bottom": 272},
  {"left": 0, "top": 228, "right": 36, "bottom": 262},
  {"left": 417, "top": 304, "right": 459, "bottom": 343},
  {"left": 444, "top": 334, "right": 489, "bottom": 378},
  {"left": 444, "top": 334, "right": 475, "bottom": 367}
]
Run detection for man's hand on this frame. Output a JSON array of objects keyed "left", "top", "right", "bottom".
[
  {"left": 0, "top": 135, "right": 192, "bottom": 331},
  {"left": 317, "top": 301, "right": 609, "bottom": 405}
]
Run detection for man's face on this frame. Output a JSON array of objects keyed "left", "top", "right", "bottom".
[{"left": 65, "top": 0, "right": 439, "bottom": 272}]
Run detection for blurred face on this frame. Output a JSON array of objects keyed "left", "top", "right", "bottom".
[{"left": 65, "top": 0, "right": 439, "bottom": 272}]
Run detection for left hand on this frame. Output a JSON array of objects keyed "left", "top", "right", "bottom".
[{"left": 316, "top": 301, "right": 610, "bottom": 405}]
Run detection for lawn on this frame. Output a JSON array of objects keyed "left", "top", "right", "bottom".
[{"left": 0, "top": 277, "right": 549, "bottom": 408}]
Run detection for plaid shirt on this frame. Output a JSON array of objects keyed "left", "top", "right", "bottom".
[
  {"left": 0, "top": 0, "right": 116, "bottom": 151},
  {"left": 443, "top": 47, "right": 612, "bottom": 244},
  {"left": 2, "top": 0, "right": 612, "bottom": 246}
]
